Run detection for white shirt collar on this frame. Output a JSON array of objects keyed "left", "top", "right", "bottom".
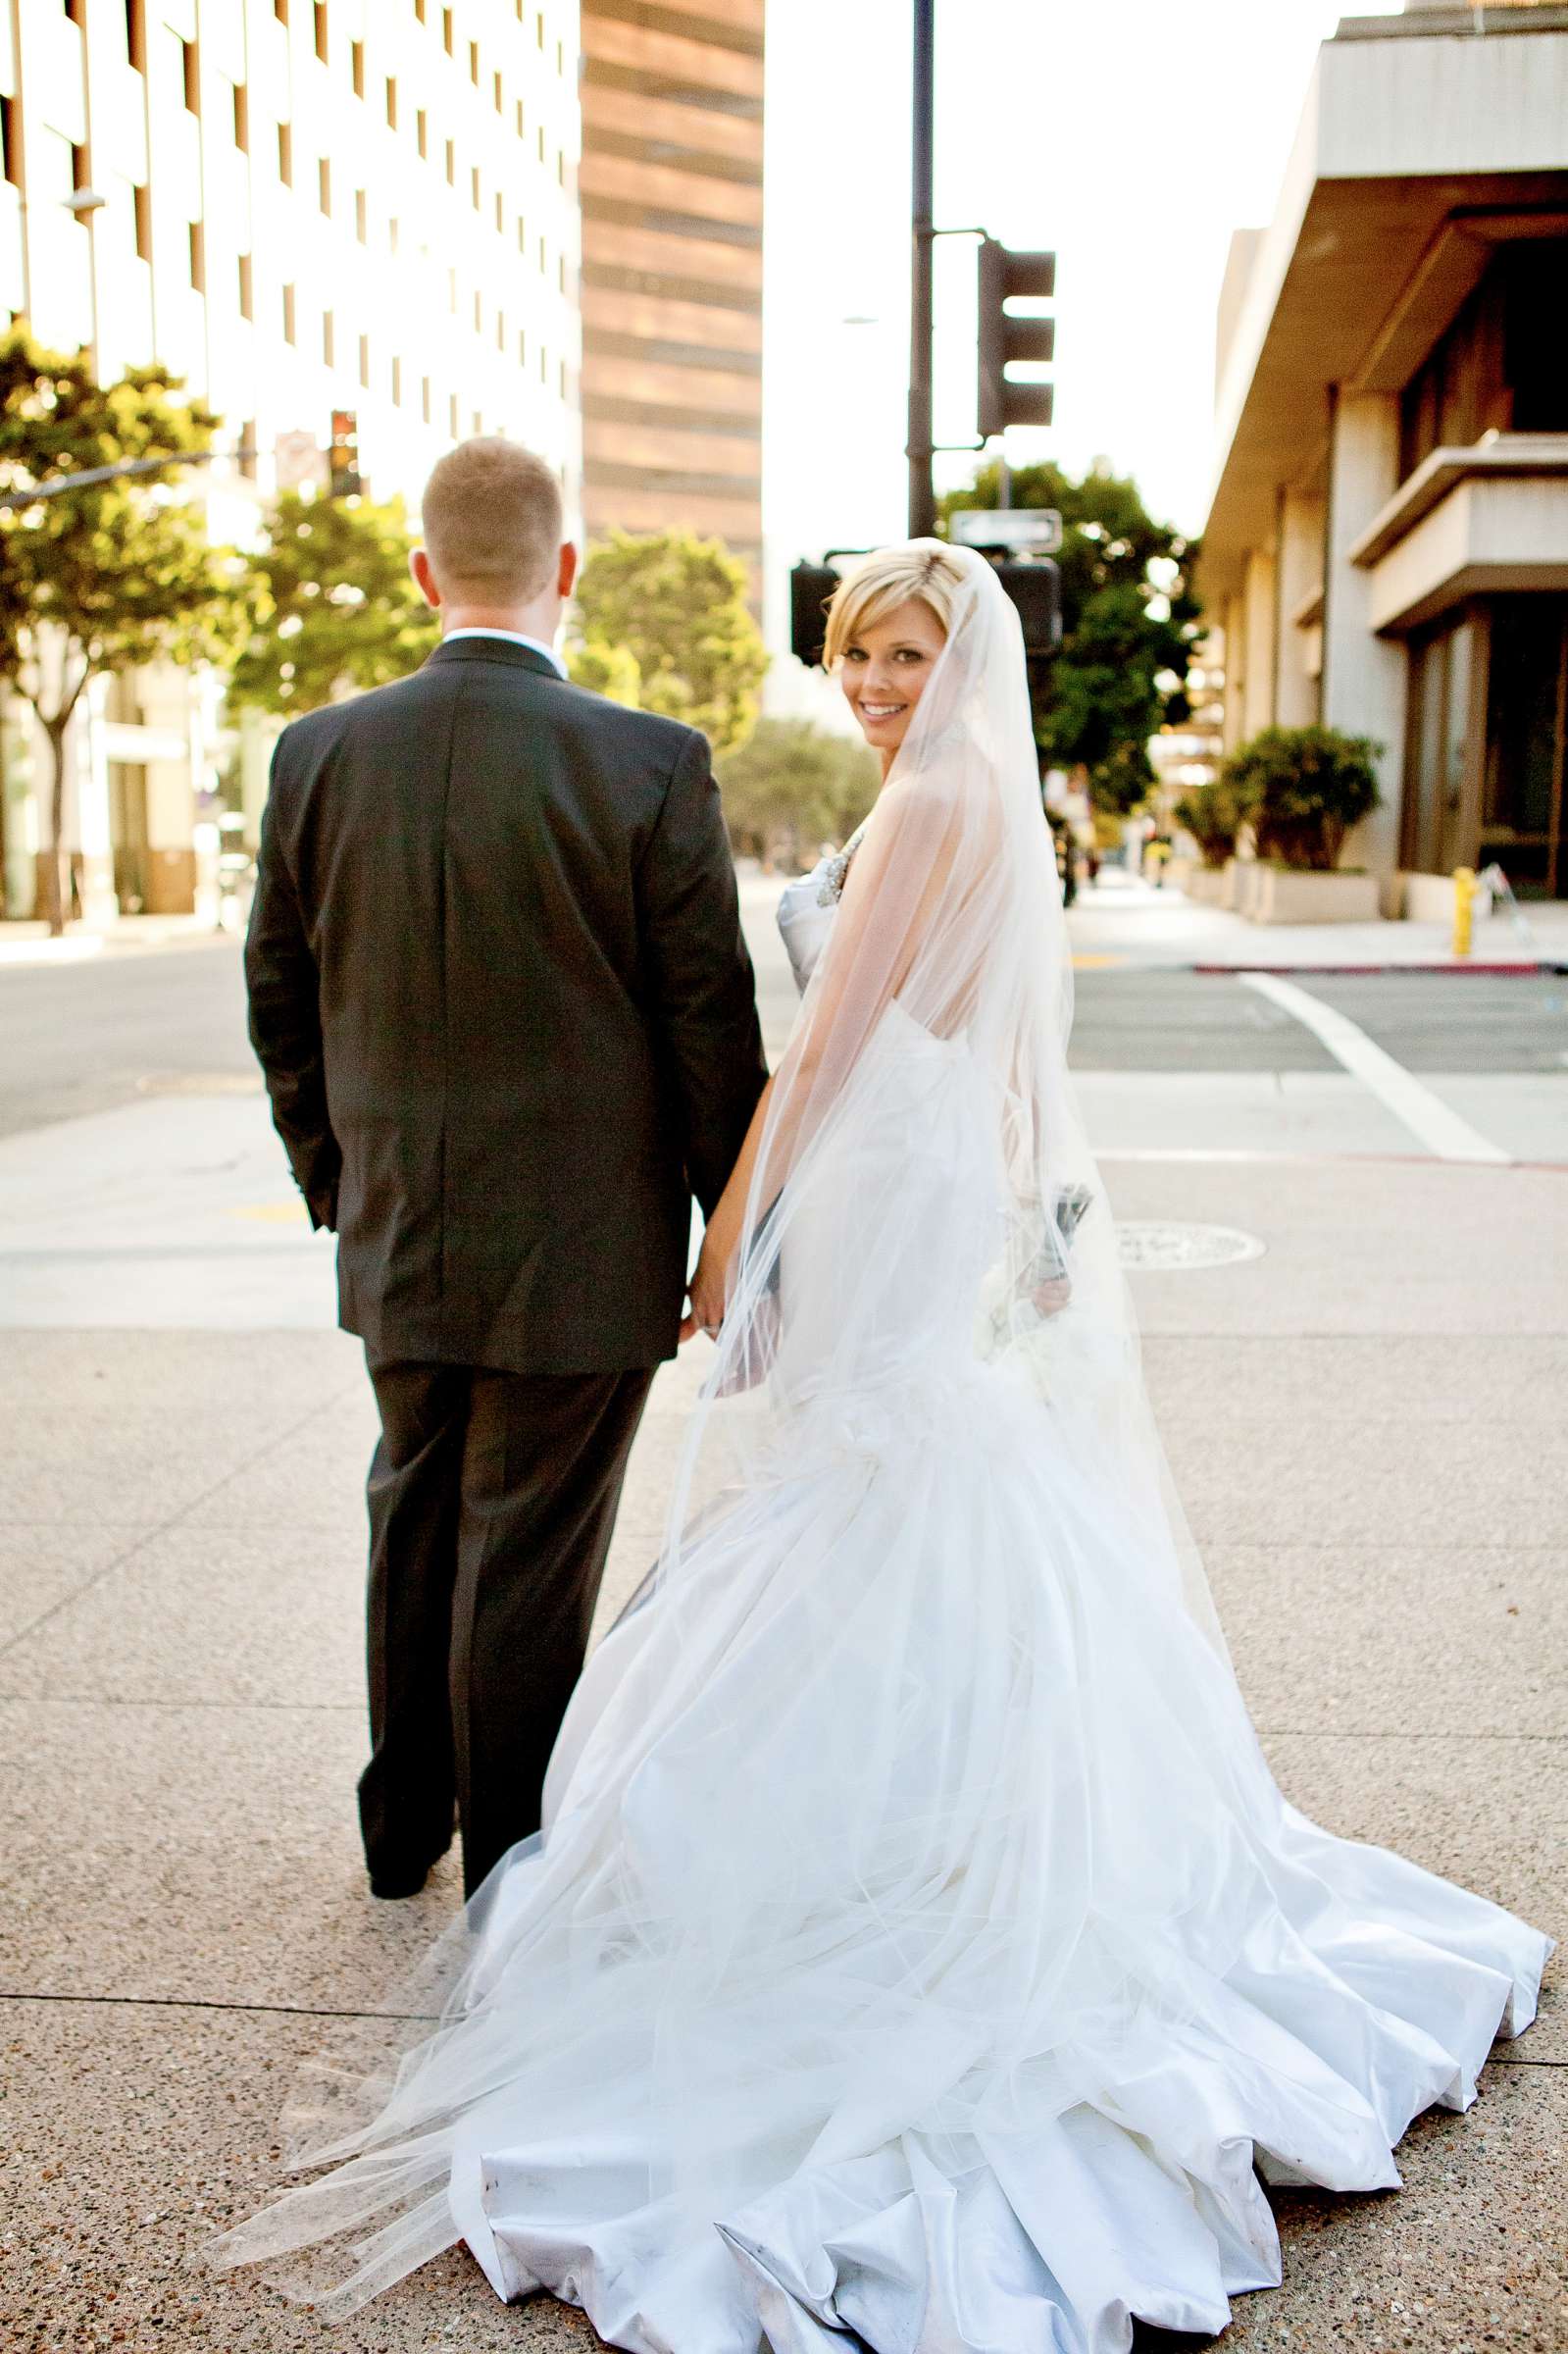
[{"left": 442, "top": 626, "right": 566, "bottom": 678}]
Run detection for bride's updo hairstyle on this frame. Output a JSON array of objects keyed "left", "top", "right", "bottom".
[{"left": 821, "top": 540, "right": 968, "bottom": 666}]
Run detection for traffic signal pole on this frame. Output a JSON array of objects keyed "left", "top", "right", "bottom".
[{"left": 907, "top": 0, "right": 936, "bottom": 538}]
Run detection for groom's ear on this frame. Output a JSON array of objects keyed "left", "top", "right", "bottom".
[
  {"left": 556, "top": 541, "right": 579, "bottom": 599},
  {"left": 410, "top": 546, "right": 442, "bottom": 610}
]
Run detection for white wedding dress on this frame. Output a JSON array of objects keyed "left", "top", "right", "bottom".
[{"left": 212, "top": 552, "right": 1550, "bottom": 2352}]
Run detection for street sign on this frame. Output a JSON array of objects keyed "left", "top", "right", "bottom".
[
  {"left": 275, "top": 430, "right": 327, "bottom": 493},
  {"left": 949, "top": 507, "right": 1063, "bottom": 554}
]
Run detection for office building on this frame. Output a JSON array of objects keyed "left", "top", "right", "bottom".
[
  {"left": 579, "top": 0, "right": 762, "bottom": 573},
  {"left": 1202, "top": 0, "right": 1568, "bottom": 909},
  {"left": 0, "top": 0, "right": 582, "bottom": 921}
]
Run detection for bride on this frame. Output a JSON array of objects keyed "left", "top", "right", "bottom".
[{"left": 210, "top": 542, "right": 1549, "bottom": 2349}]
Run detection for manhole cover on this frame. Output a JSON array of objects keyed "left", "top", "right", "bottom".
[{"left": 1116, "top": 1221, "right": 1265, "bottom": 1271}]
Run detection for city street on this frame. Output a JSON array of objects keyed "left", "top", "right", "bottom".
[{"left": 1, "top": 882, "right": 1565, "bottom": 2352}]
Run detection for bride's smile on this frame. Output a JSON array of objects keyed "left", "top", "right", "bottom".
[{"left": 837, "top": 597, "right": 947, "bottom": 763}]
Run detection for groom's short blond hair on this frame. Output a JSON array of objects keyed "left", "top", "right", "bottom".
[{"left": 420, "top": 437, "right": 563, "bottom": 601}]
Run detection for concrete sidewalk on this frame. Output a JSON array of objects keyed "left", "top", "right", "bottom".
[
  {"left": 1067, "top": 870, "right": 1568, "bottom": 972},
  {"left": 0, "top": 915, "right": 238, "bottom": 970},
  {"left": 2, "top": 1144, "right": 1563, "bottom": 2353}
]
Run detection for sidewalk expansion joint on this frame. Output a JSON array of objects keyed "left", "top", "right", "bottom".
[
  {"left": 1259, "top": 1727, "right": 1565, "bottom": 1742},
  {"left": 0, "top": 1692, "right": 363, "bottom": 1711},
  {"left": 0, "top": 1989, "right": 439, "bottom": 2023}
]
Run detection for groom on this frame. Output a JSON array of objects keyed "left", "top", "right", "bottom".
[{"left": 246, "top": 436, "right": 766, "bottom": 1900}]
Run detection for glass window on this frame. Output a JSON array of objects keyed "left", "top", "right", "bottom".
[
  {"left": 1399, "top": 240, "right": 1568, "bottom": 482},
  {"left": 1481, "top": 597, "right": 1568, "bottom": 896},
  {"left": 1403, "top": 614, "right": 1480, "bottom": 876},
  {"left": 1501, "top": 241, "right": 1568, "bottom": 435}
]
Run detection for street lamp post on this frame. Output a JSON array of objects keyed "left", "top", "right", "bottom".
[{"left": 907, "top": 0, "right": 936, "bottom": 538}]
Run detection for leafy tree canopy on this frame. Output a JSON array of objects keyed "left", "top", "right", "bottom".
[
  {"left": 716, "top": 716, "right": 879, "bottom": 865},
  {"left": 939, "top": 458, "right": 1200, "bottom": 816},
  {"left": 569, "top": 529, "right": 766, "bottom": 756},
  {"left": 0, "top": 329, "right": 248, "bottom": 931},
  {"left": 566, "top": 637, "right": 641, "bottom": 707},
  {"left": 228, "top": 487, "right": 438, "bottom": 714}
]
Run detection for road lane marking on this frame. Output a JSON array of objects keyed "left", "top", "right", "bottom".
[{"left": 1237, "top": 971, "right": 1511, "bottom": 1164}]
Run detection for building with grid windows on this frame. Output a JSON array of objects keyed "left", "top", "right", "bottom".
[
  {"left": 0, "top": 0, "right": 582, "bottom": 923},
  {"left": 578, "top": 0, "right": 762, "bottom": 578}
]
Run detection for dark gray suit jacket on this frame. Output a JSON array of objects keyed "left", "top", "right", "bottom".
[{"left": 245, "top": 636, "right": 767, "bottom": 1374}]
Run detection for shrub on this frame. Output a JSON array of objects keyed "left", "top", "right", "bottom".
[
  {"left": 1220, "top": 725, "right": 1381, "bottom": 871},
  {"left": 1174, "top": 777, "right": 1249, "bottom": 870}
]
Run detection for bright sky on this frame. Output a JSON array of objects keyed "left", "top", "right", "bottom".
[{"left": 761, "top": 0, "right": 1403, "bottom": 570}]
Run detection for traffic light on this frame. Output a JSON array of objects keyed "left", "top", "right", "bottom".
[
  {"left": 328, "top": 408, "right": 362, "bottom": 498},
  {"left": 993, "top": 559, "right": 1061, "bottom": 656},
  {"left": 977, "top": 240, "right": 1055, "bottom": 439},
  {"left": 790, "top": 560, "right": 840, "bottom": 667}
]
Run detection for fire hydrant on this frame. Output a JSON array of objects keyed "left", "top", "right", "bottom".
[{"left": 1452, "top": 865, "right": 1476, "bottom": 959}]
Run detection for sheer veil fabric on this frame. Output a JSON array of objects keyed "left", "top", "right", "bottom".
[{"left": 208, "top": 547, "right": 1549, "bottom": 2350}]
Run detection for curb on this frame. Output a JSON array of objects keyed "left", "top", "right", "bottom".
[{"left": 1190, "top": 961, "right": 1563, "bottom": 978}]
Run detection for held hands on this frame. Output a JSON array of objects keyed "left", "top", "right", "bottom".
[{"left": 680, "top": 1198, "right": 742, "bottom": 1344}]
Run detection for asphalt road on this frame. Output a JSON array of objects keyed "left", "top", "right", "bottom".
[
  {"left": 0, "top": 941, "right": 253, "bottom": 1139},
  {"left": 1064, "top": 966, "right": 1568, "bottom": 1074},
  {"left": 2, "top": 934, "right": 1567, "bottom": 1140}
]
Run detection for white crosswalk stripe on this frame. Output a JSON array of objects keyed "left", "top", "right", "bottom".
[{"left": 1237, "top": 971, "right": 1512, "bottom": 1164}]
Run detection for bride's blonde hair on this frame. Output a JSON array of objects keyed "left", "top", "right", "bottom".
[{"left": 821, "top": 539, "right": 968, "bottom": 667}]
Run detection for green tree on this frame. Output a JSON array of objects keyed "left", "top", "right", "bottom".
[
  {"left": 0, "top": 330, "right": 247, "bottom": 933},
  {"left": 570, "top": 529, "right": 766, "bottom": 755},
  {"left": 565, "top": 637, "right": 641, "bottom": 706},
  {"left": 228, "top": 486, "right": 438, "bottom": 715},
  {"left": 716, "top": 717, "right": 879, "bottom": 866},
  {"left": 940, "top": 458, "right": 1201, "bottom": 817}
]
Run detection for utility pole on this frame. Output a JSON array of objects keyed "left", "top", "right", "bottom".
[{"left": 907, "top": 0, "right": 936, "bottom": 538}]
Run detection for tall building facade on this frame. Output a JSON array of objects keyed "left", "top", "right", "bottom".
[
  {"left": 579, "top": 0, "right": 762, "bottom": 574},
  {"left": 0, "top": 0, "right": 582, "bottom": 923},
  {"left": 1202, "top": 1, "right": 1568, "bottom": 911}
]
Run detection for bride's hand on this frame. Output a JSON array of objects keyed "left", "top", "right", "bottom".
[{"left": 680, "top": 1207, "right": 739, "bottom": 1343}]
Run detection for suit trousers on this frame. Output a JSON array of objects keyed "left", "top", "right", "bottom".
[{"left": 357, "top": 1357, "right": 655, "bottom": 1898}]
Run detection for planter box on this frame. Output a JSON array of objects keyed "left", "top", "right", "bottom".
[
  {"left": 1249, "top": 867, "right": 1382, "bottom": 925},
  {"left": 1399, "top": 869, "right": 1493, "bottom": 925},
  {"left": 1181, "top": 866, "right": 1230, "bottom": 906},
  {"left": 1232, "top": 859, "right": 1262, "bottom": 918}
]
